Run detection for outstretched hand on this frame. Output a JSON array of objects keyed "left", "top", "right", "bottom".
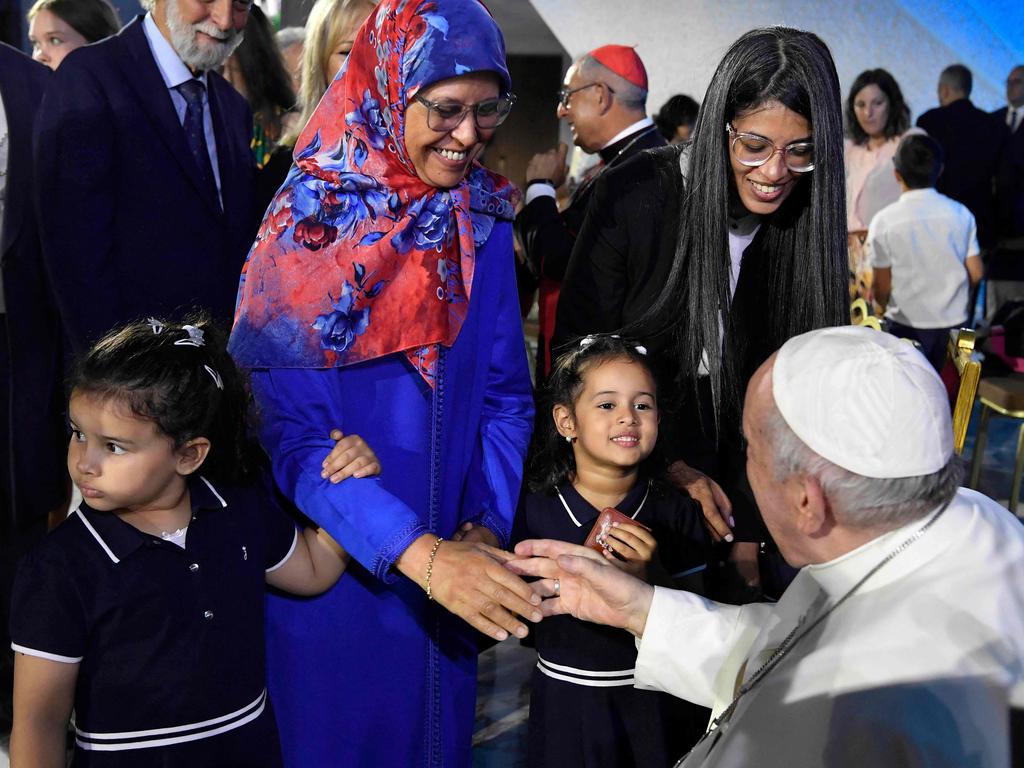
[
  {"left": 397, "top": 535, "right": 543, "bottom": 642},
  {"left": 506, "top": 539, "right": 655, "bottom": 637}
]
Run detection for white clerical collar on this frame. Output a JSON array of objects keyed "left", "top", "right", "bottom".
[
  {"left": 143, "top": 12, "right": 209, "bottom": 90},
  {"left": 602, "top": 117, "right": 655, "bottom": 150},
  {"left": 804, "top": 495, "right": 963, "bottom": 598}
]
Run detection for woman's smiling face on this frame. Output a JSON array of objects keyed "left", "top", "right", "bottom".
[
  {"left": 403, "top": 71, "right": 500, "bottom": 189},
  {"left": 728, "top": 101, "right": 812, "bottom": 216}
]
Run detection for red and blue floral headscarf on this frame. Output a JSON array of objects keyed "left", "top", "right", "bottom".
[{"left": 229, "top": 0, "right": 518, "bottom": 386}]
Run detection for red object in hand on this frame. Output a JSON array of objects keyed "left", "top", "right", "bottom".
[{"left": 583, "top": 508, "right": 650, "bottom": 554}]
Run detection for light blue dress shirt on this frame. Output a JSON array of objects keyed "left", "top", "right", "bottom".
[{"left": 142, "top": 12, "right": 223, "bottom": 202}]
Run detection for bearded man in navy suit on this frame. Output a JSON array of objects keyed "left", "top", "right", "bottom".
[{"left": 34, "top": 0, "right": 257, "bottom": 353}]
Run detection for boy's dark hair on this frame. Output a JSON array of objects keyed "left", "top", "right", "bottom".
[
  {"left": 70, "top": 314, "right": 257, "bottom": 482},
  {"left": 526, "top": 335, "right": 663, "bottom": 493},
  {"left": 893, "top": 133, "right": 944, "bottom": 189}
]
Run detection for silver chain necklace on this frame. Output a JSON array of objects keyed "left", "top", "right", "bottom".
[{"left": 674, "top": 502, "right": 949, "bottom": 767}]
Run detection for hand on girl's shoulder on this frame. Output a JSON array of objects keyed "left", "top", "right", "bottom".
[{"left": 320, "top": 429, "right": 381, "bottom": 483}]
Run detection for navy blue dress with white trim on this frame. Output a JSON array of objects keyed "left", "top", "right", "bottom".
[
  {"left": 9, "top": 475, "right": 298, "bottom": 766},
  {"left": 512, "top": 479, "right": 710, "bottom": 767}
]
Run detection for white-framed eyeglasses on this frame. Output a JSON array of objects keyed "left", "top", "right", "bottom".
[{"left": 725, "top": 123, "right": 815, "bottom": 172}]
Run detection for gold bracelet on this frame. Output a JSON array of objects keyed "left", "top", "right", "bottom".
[{"left": 425, "top": 536, "right": 444, "bottom": 601}]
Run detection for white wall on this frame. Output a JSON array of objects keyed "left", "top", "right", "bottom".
[{"left": 528, "top": 0, "right": 1023, "bottom": 122}]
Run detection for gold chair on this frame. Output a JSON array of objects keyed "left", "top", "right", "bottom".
[
  {"left": 947, "top": 329, "right": 980, "bottom": 455},
  {"left": 850, "top": 298, "right": 882, "bottom": 330},
  {"left": 969, "top": 372, "right": 1024, "bottom": 514}
]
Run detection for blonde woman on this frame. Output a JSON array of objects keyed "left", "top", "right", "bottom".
[{"left": 282, "top": 0, "right": 377, "bottom": 145}]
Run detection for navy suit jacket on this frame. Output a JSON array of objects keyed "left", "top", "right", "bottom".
[
  {"left": 0, "top": 44, "right": 66, "bottom": 532},
  {"left": 34, "top": 16, "right": 257, "bottom": 353},
  {"left": 992, "top": 106, "right": 1024, "bottom": 239},
  {"left": 917, "top": 99, "right": 1006, "bottom": 248}
]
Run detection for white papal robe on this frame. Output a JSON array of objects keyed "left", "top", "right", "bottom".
[{"left": 635, "top": 488, "right": 1024, "bottom": 767}]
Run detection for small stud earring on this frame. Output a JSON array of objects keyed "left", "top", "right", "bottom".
[{"left": 565, "top": 435, "right": 574, "bottom": 443}]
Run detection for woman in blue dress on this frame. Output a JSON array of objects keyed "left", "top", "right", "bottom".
[{"left": 228, "top": 1, "right": 538, "bottom": 764}]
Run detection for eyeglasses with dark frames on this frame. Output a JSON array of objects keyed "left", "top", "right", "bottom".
[
  {"left": 413, "top": 94, "right": 516, "bottom": 132},
  {"left": 556, "top": 82, "right": 615, "bottom": 109},
  {"left": 725, "top": 123, "right": 815, "bottom": 172}
]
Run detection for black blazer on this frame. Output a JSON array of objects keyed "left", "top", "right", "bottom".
[
  {"left": 992, "top": 107, "right": 1024, "bottom": 239},
  {"left": 515, "top": 125, "right": 666, "bottom": 286},
  {"left": 917, "top": 99, "right": 1007, "bottom": 248},
  {"left": 34, "top": 16, "right": 257, "bottom": 353},
  {"left": 0, "top": 44, "right": 66, "bottom": 531}
]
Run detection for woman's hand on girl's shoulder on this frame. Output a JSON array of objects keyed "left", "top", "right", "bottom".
[
  {"left": 602, "top": 521, "right": 658, "bottom": 579},
  {"left": 321, "top": 429, "right": 381, "bottom": 483},
  {"left": 667, "top": 460, "right": 735, "bottom": 543}
]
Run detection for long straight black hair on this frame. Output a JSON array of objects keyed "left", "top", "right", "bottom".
[{"left": 645, "top": 27, "right": 847, "bottom": 433}]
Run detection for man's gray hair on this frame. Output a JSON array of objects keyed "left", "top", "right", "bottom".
[
  {"left": 276, "top": 26, "right": 305, "bottom": 50},
  {"left": 577, "top": 55, "right": 647, "bottom": 112},
  {"left": 765, "top": 401, "right": 962, "bottom": 530}
]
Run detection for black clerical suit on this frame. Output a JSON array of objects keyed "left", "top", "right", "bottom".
[{"left": 515, "top": 123, "right": 664, "bottom": 374}]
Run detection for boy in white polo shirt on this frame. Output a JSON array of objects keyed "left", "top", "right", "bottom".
[{"left": 867, "top": 133, "right": 984, "bottom": 369}]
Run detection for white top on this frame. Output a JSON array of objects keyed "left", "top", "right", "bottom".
[
  {"left": 866, "top": 188, "right": 979, "bottom": 328},
  {"left": 634, "top": 488, "right": 1024, "bottom": 766},
  {"left": 142, "top": 13, "right": 223, "bottom": 200}
]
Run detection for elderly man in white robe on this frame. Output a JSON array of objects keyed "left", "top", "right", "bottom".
[{"left": 510, "top": 326, "right": 1024, "bottom": 767}]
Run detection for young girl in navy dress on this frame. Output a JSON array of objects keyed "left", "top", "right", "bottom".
[
  {"left": 512, "top": 335, "right": 709, "bottom": 767},
  {"left": 8, "top": 316, "right": 377, "bottom": 767}
]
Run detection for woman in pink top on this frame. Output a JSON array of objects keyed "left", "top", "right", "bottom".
[{"left": 843, "top": 69, "right": 912, "bottom": 301}]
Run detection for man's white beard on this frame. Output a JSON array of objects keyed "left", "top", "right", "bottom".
[{"left": 166, "top": 0, "right": 243, "bottom": 72}]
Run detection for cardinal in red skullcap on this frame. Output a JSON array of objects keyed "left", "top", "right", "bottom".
[{"left": 515, "top": 44, "right": 665, "bottom": 377}]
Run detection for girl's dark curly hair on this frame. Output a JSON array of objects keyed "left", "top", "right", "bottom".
[
  {"left": 70, "top": 313, "right": 257, "bottom": 482},
  {"left": 526, "top": 335, "right": 664, "bottom": 493}
]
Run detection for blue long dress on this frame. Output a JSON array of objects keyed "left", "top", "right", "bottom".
[{"left": 249, "top": 221, "right": 534, "bottom": 767}]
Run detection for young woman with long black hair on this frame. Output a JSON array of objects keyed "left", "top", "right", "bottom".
[{"left": 553, "top": 27, "right": 848, "bottom": 596}]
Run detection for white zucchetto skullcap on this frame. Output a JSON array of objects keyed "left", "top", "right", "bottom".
[{"left": 772, "top": 326, "right": 952, "bottom": 478}]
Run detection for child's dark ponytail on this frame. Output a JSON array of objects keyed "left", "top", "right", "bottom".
[
  {"left": 71, "top": 313, "right": 257, "bottom": 482},
  {"left": 526, "top": 334, "right": 661, "bottom": 493}
]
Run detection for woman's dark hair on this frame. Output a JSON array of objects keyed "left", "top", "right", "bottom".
[
  {"left": 845, "top": 68, "right": 911, "bottom": 144},
  {"left": 70, "top": 314, "right": 255, "bottom": 482},
  {"left": 28, "top": 0, "right": 120, "bottom": 43},
  {"left": 527, "top": 335, "right": 662, "bottom": 493},
  {"left": 231, "top": 6, "right": 296, "bottom": 141},
  {"left": 641, "top": 27, "right": 847, "bottom": 436},
  {"left": 654, "top": 94, "right": 700, "bottom": 141}
]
